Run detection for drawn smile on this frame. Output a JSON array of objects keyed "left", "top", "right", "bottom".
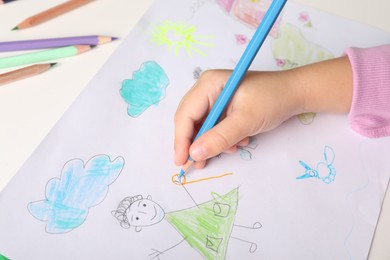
[{"left": 150, "top": 205, "right": 157, "bottom": 221}]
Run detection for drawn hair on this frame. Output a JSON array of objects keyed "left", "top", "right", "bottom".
[{"left": 111, "top": 195, "right": 143, "bottom": 229}]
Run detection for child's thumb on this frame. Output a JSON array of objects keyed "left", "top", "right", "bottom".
[{"left": 189, "top": 115, "right": 248, "bottom": 161}]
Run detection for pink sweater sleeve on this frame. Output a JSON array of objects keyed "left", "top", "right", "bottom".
[{"left": 345, "top": 44, "right": 390, "bottom": 138}]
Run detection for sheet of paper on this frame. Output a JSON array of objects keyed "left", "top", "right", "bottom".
[{"left": 1, "top": 0, "right": 390, "bottom": 259}]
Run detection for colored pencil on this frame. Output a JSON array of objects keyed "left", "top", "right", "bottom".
[
  {"left": 0, "top": 63, "right": 56, "bottom": 86},
  {"left": 0, "top": 35, "right": 117, "bottom": 52},
  {"left": 0, "top": 45, "right": 93, "bottom": 69},
  {"left": 0, "top": 0, "right": 19, "bottom": 5},
  {"left": 12, "top": 0, "right": 95, "bottom": 30},
  {"left": 179, "top": 0, "right": 287, "bottom": 178}
]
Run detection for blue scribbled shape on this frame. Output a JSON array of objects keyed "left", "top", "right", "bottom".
[
  {"left": 120, "top": 61, "right": 169, "bottom": 117},
  {"left": 296, "top": 146, "right": 336, "bottom": 184},
  {"left": 28, "top": 155, "right": 125, "bottom": 234}
]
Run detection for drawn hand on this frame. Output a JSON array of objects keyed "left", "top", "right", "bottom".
[{"left": 149, "top": 248, "right": 163, "bottom": 260}]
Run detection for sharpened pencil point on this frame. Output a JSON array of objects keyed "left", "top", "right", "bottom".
[
  {"left": 112, "top": 37, "right": 119, "bottom": 41},
  {"left": 178, "top": 159, "right": 193, "bottom": 178},
  {"left": 11, "top": 26, "right": 19, "bottom": 31},
  {"left": 50, "top": 63, "right": 58, "bottom": 67},
  {"left": 90, "top": 45, "right": 97, "bottom": 49}
]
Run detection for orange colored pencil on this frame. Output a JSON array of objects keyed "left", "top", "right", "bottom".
[
  {"left": 12, "top": 0, "right": 95, "bottom": 30},
  {"left": 0, "top": 63, "right": 56, "bottom": 86}
]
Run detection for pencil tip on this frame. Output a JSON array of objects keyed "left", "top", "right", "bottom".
[
  {"left": 178, "top": 169, "right": 185, "bottom": 178},
  {"left": 90, "top": 45, "right": 97, "bottom": 49},
  {"left": 112, "top": 37, "right": 119, "bottom": 41},
  {"left": 11, "top": 26, "right": 19, "bottom": 31},
  {"left": 50, "top": 63, "right": 58, "bottom": 67}
]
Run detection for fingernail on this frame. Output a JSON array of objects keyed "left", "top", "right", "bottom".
[{"left": 190, "top": 146, "right": 208, "bottom": 161}]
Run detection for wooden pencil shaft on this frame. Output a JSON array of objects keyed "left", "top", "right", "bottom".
[
  {"left": 0, "top": 64, "right": 52, "bottom": 86},
  {"left": 17, "top": 0, "right": 94, "bottom": 28},
  {"left": 0, "top": 45, "right": 89, "bottom": 69}
]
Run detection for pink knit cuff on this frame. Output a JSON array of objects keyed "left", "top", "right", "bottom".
[{"left": 346, "top": 44, "right": 390, "bottom": 138}]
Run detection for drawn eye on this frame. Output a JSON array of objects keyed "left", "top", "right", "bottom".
[
  {"left": 136, "top": 217, "right": 139, "bottom": 220},
  {"left": 143, "top": 204, "right": 146, "bottom": 207}
]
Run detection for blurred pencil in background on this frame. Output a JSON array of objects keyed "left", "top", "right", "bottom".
[
  {"left": 0, "top": 63, "right": 56, "bottom": 86},
  {"left": 0, "top": 35, "right": 117, "bottom": 52},
  {"left": 12, "top": 0, "right": 95, "bottom": 30},
  {"left": 0, "top": 0, "right": 19, "bottom": 5},
  {"left": 0, "top": 45, "right": 93, "bottom": 69}
]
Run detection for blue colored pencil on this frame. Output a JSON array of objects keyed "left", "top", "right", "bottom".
[{"left": 179, "top": 0, "right": 287, "bottom": 177}]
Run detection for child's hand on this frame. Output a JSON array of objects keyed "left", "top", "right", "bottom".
[
  {"left": 174, "top": 69, "right": 304, "bottom": 169},
  {"left": 174, "top": 56, "right": 352, "bottom": 169}
]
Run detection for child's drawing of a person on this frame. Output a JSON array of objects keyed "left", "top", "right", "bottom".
[{"left": 112, "top": 187, "right": 261, "bottom": 259}]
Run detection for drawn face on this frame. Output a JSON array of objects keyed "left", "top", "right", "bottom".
[{"left": 127, "top": 198, "right": 165, "bottom": 227}]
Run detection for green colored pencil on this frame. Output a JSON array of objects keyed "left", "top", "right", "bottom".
[
  {"left": 0, "top": 45, "right": 93, "bottom": 69},
  {"left": 0, "top": 253, "right": 10, "bottom": 260}
]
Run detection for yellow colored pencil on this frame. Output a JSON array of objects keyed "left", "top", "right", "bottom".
[
  {"left": 12, "top": 0, "right": 95, "bottom": 30},
  {"left": 0, "top": 63, "right": 56, "bottom": 86}
]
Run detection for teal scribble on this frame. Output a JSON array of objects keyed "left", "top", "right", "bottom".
[
  {"left": 238, "top": 138, "right": 258, "bottom": 161},
  {"left": 296, "top": 146, "right": 336, "bottom": 184},
  {"left": 120, "top": 61, "right": 169, "bottom": 117},
  {"left": 28, "top": 155, "right": 125, "bottom": 234}
]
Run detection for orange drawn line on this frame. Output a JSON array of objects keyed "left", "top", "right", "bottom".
[{"left": 172, "top": 172, "right": 233, "bottom": 186}]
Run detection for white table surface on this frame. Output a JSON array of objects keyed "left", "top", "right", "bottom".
[{"left": 1, "top": 0, "right": 389, "bottom": 259}]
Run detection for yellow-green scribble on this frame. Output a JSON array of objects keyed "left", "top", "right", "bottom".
[
  {"left": 150, "top": 20, "right": 214, "bottom": 57},
  {"left": 165, "top": 188, "right": 238, "bottom": 260},
  {"left": 272, "top": 23, "right": 334, "bottom": 69},
  {"left": 272, "top": 23, "right": 334, "bottom": 124}
]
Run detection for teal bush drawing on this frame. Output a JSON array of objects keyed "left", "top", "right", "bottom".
[{"left": 120, "top": 61, "right": 169, "bottom": 117}]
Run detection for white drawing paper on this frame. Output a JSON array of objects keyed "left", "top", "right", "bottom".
[{"left": 1, "top": 1, "right": 390, "bottom": 259}]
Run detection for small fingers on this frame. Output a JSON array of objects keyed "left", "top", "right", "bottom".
[{"left": 189, "top": 111, "right": 251, "bottom": 161}]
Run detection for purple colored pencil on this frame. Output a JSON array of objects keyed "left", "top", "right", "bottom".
[
  {"left": 0, "top": 35, "right": 118, "bottom": 52},
  {"left": 0, "top": 0, "right": 19, "bottom": 5}
]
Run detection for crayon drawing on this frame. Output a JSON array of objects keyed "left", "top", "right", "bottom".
[
  {"left": 272, "top": 23, "right": 334, "bottom": 69},
  {"left": 193, "top": 66, "right": 203, "bottom": 79},
  {"left": 298, "top": 11, "right": 315, "bottom": 28},
  {"left": 296, "top": 146, "right": 336, "bottom": 184},
  {"left": 235, "top": 34, "right": 248, "bottom": 45},
  {"left": 171, "top": 172, "right": 233, "bottom": 186},
  {"left": 28, "top": 155, "right": 125, "bottom": 234},
  {"left": 150, "top": 20, "right": 214, "bottom": 57},
  {"left": 120, "top": 61, "right": 169, "bottom": 117},
  {"left": 216, "top": 0, "right": 281, "bottom": 37},
  {"left": 238, "top": 138, "right": 258, "bottom": 161},
  {"left": 112, "top": 187, "right": 261, "bottom": 259},
  {"left": 271, "top": 22, "right": 334, "bottom": 125}
]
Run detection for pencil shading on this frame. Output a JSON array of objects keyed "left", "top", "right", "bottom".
[
  {"left": 12, "top": 0, "right": 95, "bottom": 30},
  {"left": 0, "top": 63, "right": 56, "bottom": 86}
]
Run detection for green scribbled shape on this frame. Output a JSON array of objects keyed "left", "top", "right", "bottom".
[
  {"left": 297, "top": 112, "right": 316, "bottom": 125},
  {"left": 0, "top": 254, "right": 10, "bottom": 260},
  {"left": 165, "top": 188, "right": 238, "bottom": 260},
  {"left": 272, "top": 23, "right": 334, "bottom": 124},
  {"left": 120, "top": 61, "right": 169, "bottom": 117},
  {"left": 272, "top": 23, "right": 334, "bottom": 69}
]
